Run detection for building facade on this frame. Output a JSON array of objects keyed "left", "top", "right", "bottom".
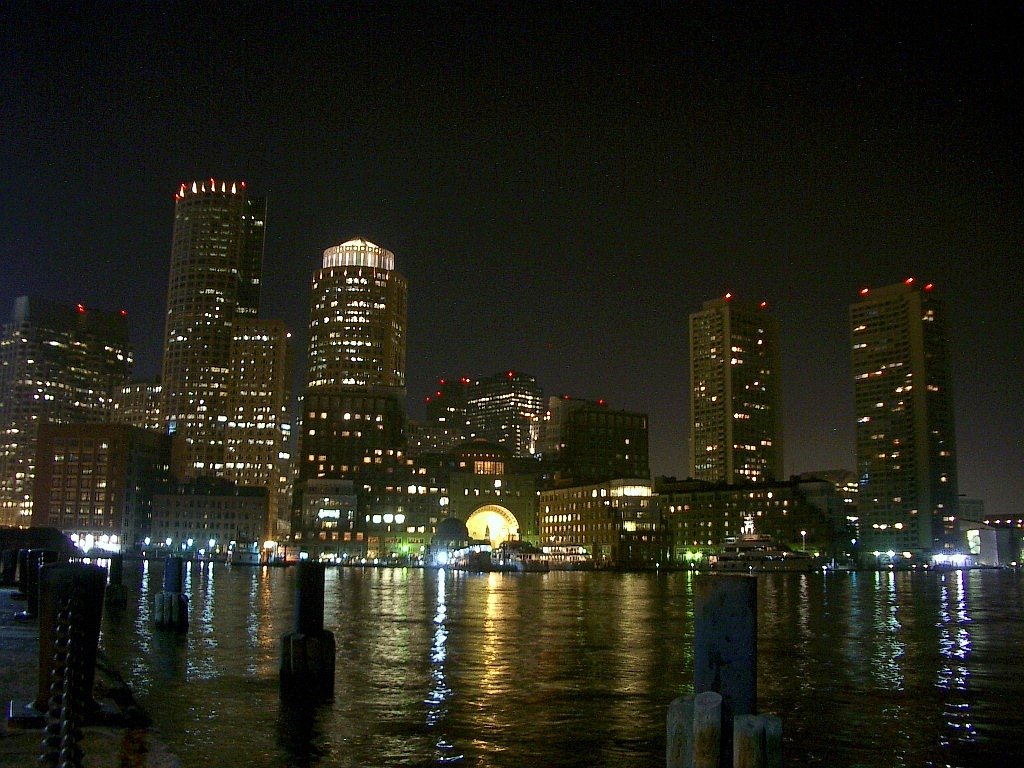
[
  {"left": 111, "top": 380, "right": 164, "bottom": 431},
  {"left": 150, "top": 478, "right": 267, "bottom": 555},
  {"left": 465, "top": 371, "right": 544, "bottom": 457},
  {"left": 223, "top": 319, "right": 292, "bottom": 537},
  {"left": 538, "top": 395, "right": 649, "bottom": 486},
  {"left": 851, "top": 280, "right": 959, "bottom": 560},
  {"left": 32, "top": 423, "right": 172, "bottom": 552},
  {"left": 656, "top": 477, "right": 840, "bottom": 565},
  {"left": 161, "top": 180, "right": 267, "bottom": 479},
  {"left": 0, "top": 297, "right": 133, "bottom": 526},
  {"left": 539, "top": 478, "right": 660, "bottom": 567},
  {"left": 689, "top": 296, "right": 782, "bottom": 483}
]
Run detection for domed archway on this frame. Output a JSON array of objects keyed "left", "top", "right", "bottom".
[{"left": 465, "top": 504, "right": 520, "bottom": 547}]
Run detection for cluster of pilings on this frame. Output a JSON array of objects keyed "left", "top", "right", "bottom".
[{"left": 667, "top": 575, "right": 782, "bottom": 768}]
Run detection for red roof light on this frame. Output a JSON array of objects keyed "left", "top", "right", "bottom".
[
  {"left": 76, "top": 303, "right": 86, "bottom": 313},
  {"left": 724, "top": 292, "right": 733, "bottom": 301},
  {"left": 904, "top": 277, "right": 915, "bottom": 285},
  {"left": 924, "top": 283, "right": 934, "bottom": 292},
  {"left": 859, "top": 288, "right": 870, "bottom": 296}
]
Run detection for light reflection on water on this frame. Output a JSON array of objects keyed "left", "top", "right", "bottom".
[{"left": 97, "top": 564, "right": 1024, "bottom": 768}]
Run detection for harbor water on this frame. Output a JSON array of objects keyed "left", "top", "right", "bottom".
[{"left": 97, "top": 562, "right": 1024, "bottom": 767}]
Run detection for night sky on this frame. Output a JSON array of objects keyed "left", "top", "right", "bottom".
[{"left": 3, "top": 5, "right": 1021, "bottom": 516}]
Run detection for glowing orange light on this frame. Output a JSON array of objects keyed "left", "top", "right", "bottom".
[
  {"left": 759, "top": 301, "right": 768, "bottom": 309},
  {"left": 859, "top": 288, "right": 870, "bottom": 296},
  {"left": 724, "top": 292, "right": 733, "bottom": 301}
]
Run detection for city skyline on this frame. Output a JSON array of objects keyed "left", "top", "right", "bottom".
[{"left": 3, "top": 5, "right": 1020, "bottom": 517}]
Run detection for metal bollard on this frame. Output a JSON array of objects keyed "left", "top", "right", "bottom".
[{"left": 34, "top": 562, "right": 107, "bottom": 715}]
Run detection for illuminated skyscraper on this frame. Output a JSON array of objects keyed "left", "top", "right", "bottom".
[
  {"left": 0, "top": 297, "right": 133, "bottom": 526},
  {"left": 689, "top": 296, "right": 782, "bottom": 483},
  {"left": 294, "top": 239, "right": 409, "bottom": 553},
  {"left": 161, "top": 179, "right": 267, "bottom": 479},
  {"left": 851, "top": 280, "right": 958, "bottom": 558},
  {"left": 466, "top": 371, "right": 545, "bottom": 457},
  {"left": 306, "top": 238, "right": 407, "bottom": 390}
]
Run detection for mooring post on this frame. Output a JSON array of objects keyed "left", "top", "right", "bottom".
[
  {"left": 19, "top": 549, "right": 60, "bottom": 620},
  {"left": 280, "top": 561, "right": 335, "bottom": 700},
  {"left": 34, "top": 562, "right": 107, "bottom": 714},
  {"left": 105, "top": 553, "right": 128, "bottom": 609},
  {"left": 0, "top": 547, "right": 16, "bottom": 586},
  {"left": 154, "top": 555, "right": 189, "bottom": 629},
  {"left": 693, "top": 574, "right": 757, "bottom": 767},
  {"left": 14, "top": 548, "right": 30, "bottom": 598}
]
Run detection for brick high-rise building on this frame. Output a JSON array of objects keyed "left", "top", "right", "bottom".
[
  {"left": 689, "top": 296, "right": 782, "bottom": 483},
  {"left": 851, "top": 280, "right": 958, "bottom": 559}
]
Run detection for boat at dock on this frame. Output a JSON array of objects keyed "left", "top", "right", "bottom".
[{"left": 710, "top": 533, "right": 816, "bottom": 573}]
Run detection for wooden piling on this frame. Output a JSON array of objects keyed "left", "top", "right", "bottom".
[
  {"left": 280, "top": 561, "right": 335, "bottom": 700},
  {"left": 694, "top": 574, "right": 757, "bottom": 766}
]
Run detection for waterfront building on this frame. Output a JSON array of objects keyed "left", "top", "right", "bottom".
[
  {"left": 656, "top": 477, "right": 837, "bottom": 565},
  {"left": 539, "top": 478, "right": 660, "bottom": 567},
  {"left": 466, "top": 371, "right": 544, "bottom": 457},
  {"left": 0, "top": 297, "right": 133, "bottom": 526},
  {"left": 293, "top": 238, "right": 409, "bottom": 553},
  {"left": 161, "top": 180, "right": 267, "bottom": 479},
  {"left": 111, "top": 380, "right": 163, "bottom": 431},
  {"left": 296, "top": 478, "right": 360, "bottom": 559},
  {"left": 851, "top": 280, "right": 959, "bottom": 559},
  {"left": 538, "top": 395, "right": 649, "bottom": 486},
  {"left": 150, "top": 477, "right": 266, "bottom": 555},
  {"left": 446, "top": 440, "right": 539, "bottom": 546},
  {"left": 31, "top": 423, "right": 172, "bottom": 551},
  {"left": 689, "top": 296, "right": 782, "bottom": 483}
]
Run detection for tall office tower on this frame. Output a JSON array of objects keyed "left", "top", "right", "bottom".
[
  {"left": 0, "top": 297, "right": 133, "bottom": 526},
  {"left": 539, "top": 396, "right": 650, "bottom": 486},
  {"left": 294, "top": 238, "right": 409, "bottom": 549},
  {"left": 466, "top": 371, "right": 545, "bottom": 457},
  {"left": 851, "top": 280, "right": 958, "bottom": 558},
  {"left": 161, "top": 179, "right": 266, "bottom": 479},
  {"left": 306, "top": 238, "right": 407, "bottom": 390},
  {"left": 224, "top": 319, "right": 292, "bottom": 537},
  {"left": 689, "top": 296, "right": 782, "bottom": 483}
]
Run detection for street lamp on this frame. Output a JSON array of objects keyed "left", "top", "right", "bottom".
[{"left": 800, "top": 530, "right": 807, "bottom": 552}]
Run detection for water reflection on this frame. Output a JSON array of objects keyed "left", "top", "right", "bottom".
[
  {"left": 95, "top": 564, "right": 1024, "bottom": 768},
  {"left": 937, "top": 569, "right": 976, "bottom": 748},
  {"left": 426, "top": 568, "right": 460, "bottom": 762}
]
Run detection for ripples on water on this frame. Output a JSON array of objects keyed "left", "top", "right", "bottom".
[{"left": 97, "top": 564, "right": 1024, "bottom": 768}]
